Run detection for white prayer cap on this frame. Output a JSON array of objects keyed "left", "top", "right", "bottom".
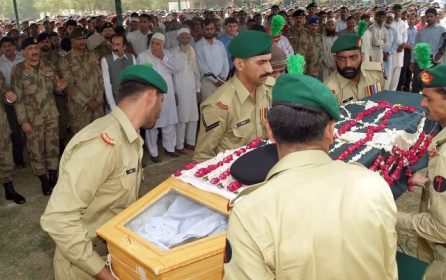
[
  {"left": 130, "top": 17, "right": 139, "bottom": 22},
  {"left": 177, "top": 28, "right": 190, "bottom": 35},
  {"left": 386, "top": 13, "right": 395, "bottom": 18},
  {"left": 151, "top": 32, "right": 165, "bottom": 42}
]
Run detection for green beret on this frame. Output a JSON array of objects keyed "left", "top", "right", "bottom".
[
  {"left": 21, "top": 37, "right": 38, "bottom": 50},
  {"left": 119, "top": 65, "right": 168, "bottom": 93},
  {"left": 70, "top": 27, "right": 88, "bottom": 39},
  {"left": 420, "top": 64, "right": 446, "bottom": 88},
  {"left": 331, "top": 34, "right": 362, "bottom": 54},
  {"left": 272, "top": 74, "right": 340, "bottom": 120},
  {"left": 228, "top": 30, "right": 272, "bottom": 58}
]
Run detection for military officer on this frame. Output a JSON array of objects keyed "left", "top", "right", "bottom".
[
  {"left": 283, "top": 10, "right": 312, "bottom": 62},
  {"left": 41, "top": 65, "right": 167, "bottom": 280},
  {"left": 59, "top": 27, "right": 105, "bottom": 134},
  {"left": 396, "top": 62, "right": 446, "bottom": 279},
  {"left": 193, "top": 31, "right": 274, "bottom": 161},
  {"left": 11, "top": 37, "right": 67, "bottom": 195},
  {"left": 224, "top": 60, "right": 398, "bottom": 279},
  {"left": 324, "top": 34, "right": 386, "bottom": 105},
  {"left": 0, "top": 72, "right": 25, "bottom": 204},
  {"left": 306, "top": 16, "right": 324, "bottom": 79}
]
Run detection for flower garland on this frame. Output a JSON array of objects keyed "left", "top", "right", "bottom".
[{"left": 174, "top": 137, "right": 265, "bottom": 193}]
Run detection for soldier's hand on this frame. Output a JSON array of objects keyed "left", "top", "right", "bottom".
[
  {"left": 21, "top": 122, "right": 33, "bottom": 134},
  {"left": 95, "top": 266, "right": 117, "bottom": 280},
  {"left": 4, "top": 91, "right": 17, "bottom": 103},
  {"left": 56, "top": 79, "right": 67, "bottom": 92},
  {"left": 409, "top": 172, "right": 429, "bottom": 188},
  {"left": 87, "top": 100, "right": 101, "bottom": 111}
]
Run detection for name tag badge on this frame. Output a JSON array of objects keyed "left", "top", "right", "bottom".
[
  {"left": 236, "top": 119, "right": 250, "bottom": 128},
  {"left": 342, "top": 97, "right": 354, "bottom": 104},
  {"left": 126, "top": 168, "right": 136, "bottom": 175}
]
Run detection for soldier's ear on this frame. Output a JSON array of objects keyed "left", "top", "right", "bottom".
[
  {"left": 233, "top": 57, "right": 244, "bottom": 71},
  {"left": 324, "top": 120, "right": 336, "bottom": 145},
  {"left": 266, "top": 120, "right": 276, "bottom": 143}
]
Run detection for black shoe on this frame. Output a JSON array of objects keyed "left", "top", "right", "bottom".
[
  {"left": 4, "top": 182, "right": 26, "bottom": 204},
  {"left": 49, "top": 170, "right": 58, "bottom": 189},
  {"left": 38, "top": 175, "right": 52, "bottom": 196},
  {"left": 15, "top": 162, "right": 26, "bottom": 169},
  {"left": 150, "top": 155, "right": 162, "bottom": 163},
  {"left": 164, "top": 150, "right": 179, "bottom": 157}
]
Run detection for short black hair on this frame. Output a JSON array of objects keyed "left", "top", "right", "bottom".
[
  {"left": 347, "top": 16, "right": 355, "bottom": 21},
  {"left": 202, "top": 18, "right": 215, "bottom": 28},
  {"left": 111, "top": 33, "right": 127, "bottom": 45},
  {"left": 251, "top": 24, "right": 266, "bottom": 32},
  {"left": 114, "top": 25, "right": 126, "bottom": 36},
  {"left": 267, "top": 105, "right": 331, "bottom": 144},
  {"left": 66, "top": 19, "right": 77, "bottom": 27},
  {"left": 376, "top": 10, "right": 386, "bottom": 17},
  {"left": 392, "top": 4, "right": 403, "bottom": 10},
  {"left": 139, "top": 14, "right": 150, "bottom": 20},
  {"left": 117, "top": 80, "right": 156, "bottom": 102},
  {"left": 425, "top": 8, "right": 437, "bottom": 16},
  {"left": 0, "top": 36, "right": 15, "bottom": 47},
  {"left": 224, "top": 17, "right": 238, "bottom": 26}
]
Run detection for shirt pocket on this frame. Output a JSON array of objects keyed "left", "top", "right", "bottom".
[
  {"left": 119, "top": 172, "right": 137, "bottom": 191},
  {"left": 232, "top": 119, "right": 252, "bottom": 141}
]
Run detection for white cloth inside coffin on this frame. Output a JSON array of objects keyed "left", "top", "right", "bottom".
[{"left": 126, "top": 192, "right": 227, "bottom": 250}]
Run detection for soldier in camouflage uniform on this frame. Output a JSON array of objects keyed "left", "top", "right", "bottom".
[
  {"left": 11, "top": 37, "right": 67, "bottom": 195},
  {"left": 0, "top": 72, "right": 25, "bottom": 204},
  {"left": 59, "top": 27, "right": 104, "bottom": 134},
  {"left": 38, "top": 32, "right": 69, "bottom": 153},
  {"left": 283, "top": 10, "right": 312, "bottom": 70},
  {"left": 307, "top": 17, "right": 324, "bottom": 80}
]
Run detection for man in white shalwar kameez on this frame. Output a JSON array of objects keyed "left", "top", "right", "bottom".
[
  {"left": 137, "top": 33, "right": 179, "bottom": 163},
  {"left": 171, "top": 28, "right": 201, "bottom": 153}
]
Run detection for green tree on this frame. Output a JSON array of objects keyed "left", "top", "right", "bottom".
[{"left": 34, "top": 0, "right": 68, "bottom": 15}]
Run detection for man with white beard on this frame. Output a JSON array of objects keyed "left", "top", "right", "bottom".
[
  {"left": 321, "top": 19, "right": 337, "bottom": 81},
  {"left": 171, "top": 28, "right": 201, "bottom": 154},
  {"left": 137, "top": 33, "right": 179, "bottom": 163}
]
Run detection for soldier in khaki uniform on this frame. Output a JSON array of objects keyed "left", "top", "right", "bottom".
[
  {"left": 193, "top": 31, "right": 274, "bottom": 161},
  {"left": 38, "top": 32, "right": 69, "bottom": 152},
  {"left": 59, "top": 27, "right": 105, "bottom": 134},
  {"left": 397, "top": 62, "right": 446, "bottom": 279},
  {"left": 224, "top": 61, "right": 398, "bottom": 279},
  {"left": 41, "top": 65, "right": 167, "bottom": 280},
  {"left": 324, "top": 34, "right": 386, "bottom": 104},
  {"left": 0, "top": 72, "right": 25, "bottom": 204},
  {"left": 306, "top": 16, "right": 324, "bottom": 79},
  {"left": 283, "top": 10, "right": 312, "bottom": 61},
  {"left": 11, "top": 37, "right": 67, "bottom": 195}
]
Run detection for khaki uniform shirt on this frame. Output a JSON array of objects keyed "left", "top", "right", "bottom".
[
  {"left": 397, "top": 127, "right": 446, "bottom": 278},
  {"left": 224, "top": 150, "right": 398, "bottom": 280},
  {"left": 40, "top": 107, "right": 144, "bottom": 277},
  {"left": 193, "top": 75, "right": 273, "bottom": 161},
  {"left": 58, "top": 50, "right": 104, "bottom": 117},
  {"left": 324, "top": 62, "right": 385, "bottom": 105},
  {"left": 11, "top": 60, "right": 60, "bottom": 125}
]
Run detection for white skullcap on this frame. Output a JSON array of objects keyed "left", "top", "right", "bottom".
[
  {"left": 130, "top": 17, "right": 139, "bottom": 22},
  {"left": 151, "top": 32, "right": 165, "bottom": 42},
  {"left": 177, "top": 28, "right": 190, "bottom": 35}
]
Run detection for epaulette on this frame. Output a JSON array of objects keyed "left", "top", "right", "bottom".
[
  {"left": 228, "top": 181, "right": 267, "bottom": 210},
  {"left": 101, "top": 132, "right": 116, "bottom": 146},
  {"left": 362, "top": 61, "right": 382, "bottom": 72},
  {"left": 215, "top": 82, "right": 235, "bottom": 111}
]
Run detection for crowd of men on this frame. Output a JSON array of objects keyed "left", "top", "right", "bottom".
[{"left": 1, "top": 2, "right": 446, "bottom": 280}]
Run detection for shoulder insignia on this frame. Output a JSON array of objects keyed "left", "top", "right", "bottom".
[
  {"left": 217, "top": 101, "right": 229, "bottom": 110},
  {"left": 434, "top": 176, "right": 446, "bottom": 193},
  {"left": 101, "top": 132, "right": 116, "bottom": 145},
  {"left": 362, "top": 61, "right": 382, "bottom": 72}
]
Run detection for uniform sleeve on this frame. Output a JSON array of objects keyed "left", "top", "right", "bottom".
[
  {"left": 40, "top": 140, "right": 117, "bottom": 277},
  {"left": 193, "top": 103, "right": 227, "bottom": 161},
  {"left": 10, "top": 65, "right": 27, "bottom": 124},
  {"left": 397, "top": 152, "right": 446, "bottom": 243},
  {"left": 223, "top": 209, "right": 274, "bottom": 280},
  {"left": 58, "top": 55, "right": 91, "bottom": 105}
]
